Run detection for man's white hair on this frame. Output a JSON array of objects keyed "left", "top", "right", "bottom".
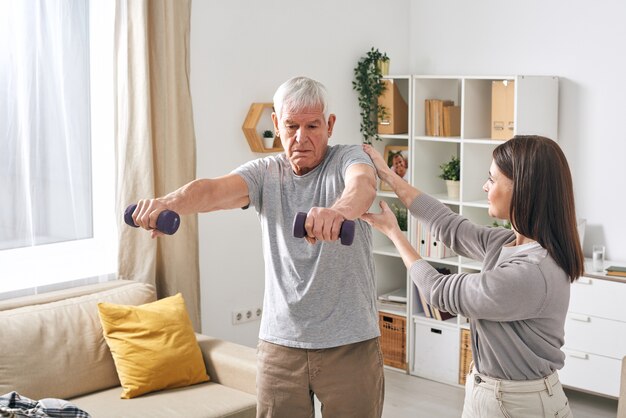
[{"left": 273, "top": 76, "right": 330, "bottom": 121}]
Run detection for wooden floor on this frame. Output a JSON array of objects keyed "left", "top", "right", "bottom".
[{"left": 315, "top": 368, "right": 618, "bottom": 417}]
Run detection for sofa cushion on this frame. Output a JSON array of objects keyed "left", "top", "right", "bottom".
[
  {"left": 70, "top": 382, "right": 256, "bottom": 418},
  {"left": 196, "top": 335, "right": 257, "bottom": 396},
  {"left": 0, "top": 281, "right": 156, "bottom": 400},
  {"left": 0, "top": 280, "right": 140, "bottom": 312},
  {"left": 97, "top": 293, "right": 209, "bottom": 399}
]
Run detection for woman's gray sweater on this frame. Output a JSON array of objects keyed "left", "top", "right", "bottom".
[{"left": 408, "top": 193, "right": 571, "bottom": 380}]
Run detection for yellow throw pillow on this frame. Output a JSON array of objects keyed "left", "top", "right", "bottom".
[{"left": 97, "top": 293, "right": 209, "bottom": 399}]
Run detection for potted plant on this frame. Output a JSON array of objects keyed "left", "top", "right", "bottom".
[
  {"left": 352, "top": 47, "right": 389, "bottom": 144},
  {"left": 492, "top": 220, "right": 512, "bottom": 229},
  {"left": 377, "top": 55, "right": 390, "bottom": 76},
  {"left": 261, "top": 130, "right": 275, "bottom": 149},
  {"left": 439, "top": 155, "right": 460, "bottom": 199},
  {"left": 390, "top": 203, "right": 407, "bottom": 232}
]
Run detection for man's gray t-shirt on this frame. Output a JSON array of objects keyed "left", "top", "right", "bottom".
[{"left": 233, "top": 144, "right": 379, "bottom": 349}]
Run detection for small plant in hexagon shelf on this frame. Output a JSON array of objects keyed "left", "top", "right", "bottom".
[
  {"left": 262, "top": 130, "right": 275, "bottom": 149},
  {"left": 439, "top": 155, "right": 460, "bottom": 199}
]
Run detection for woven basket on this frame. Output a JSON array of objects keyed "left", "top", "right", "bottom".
[
  {"left": 459, "top": 328, "right": 473, "bottom": 385},
  {"left": 379, "top": 312, "right": 407, "bottom": 370}
]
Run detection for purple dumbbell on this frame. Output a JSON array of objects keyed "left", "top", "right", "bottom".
[
  {"left": 292, "top": 212, "right": 355, "bottom": 246},
  {"left": 124, "top": 204, "right": 180, "bottom": 235}
]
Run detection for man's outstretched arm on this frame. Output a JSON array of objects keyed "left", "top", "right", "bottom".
[{"left": 132, "top": 173, "right": 250, "bottom": 237}]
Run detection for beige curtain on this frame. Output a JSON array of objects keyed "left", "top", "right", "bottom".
[{"left": 114, "top": 0, "right": 201, "bottom": 330}]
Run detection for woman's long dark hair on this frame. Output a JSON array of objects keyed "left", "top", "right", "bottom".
[{"left": 493, "top": 135, "right": 584, "bottom": 282}]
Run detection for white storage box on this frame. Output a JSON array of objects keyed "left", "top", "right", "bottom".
[{"left": 411, "top": 317, "right": 459, "bottom": 385}]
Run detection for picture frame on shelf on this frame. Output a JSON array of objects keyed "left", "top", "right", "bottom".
[{"left": 381, "top": 145, "right": 409, "bottom": 191}]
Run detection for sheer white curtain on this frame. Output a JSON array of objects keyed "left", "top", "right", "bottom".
[{"left": 0, "top": 0, "right": 92, "bottom": 250}]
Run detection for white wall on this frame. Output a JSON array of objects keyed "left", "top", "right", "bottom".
[
  {"left": 190, "top": 0, "right": 410, "bottom": 346},
  {"left": 408, "top": 0, "right": 626, "bottom": 262}
]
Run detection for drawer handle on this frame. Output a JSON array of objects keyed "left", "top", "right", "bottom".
[
  {"left": 567, "top": 351, "right": 589, "bottom": 360},
  {"left": 569, "top": 313, "right": 590, "bottom": 322},
  {"left": 577, "top": 277, "right": 592, "bottom": 285},
  {"left": 430, "top": 328, "right": 442, "bottom": 334}
]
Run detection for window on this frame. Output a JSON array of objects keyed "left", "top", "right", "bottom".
[{"left": 0, "top": 0, "right": 116, "bottom": 294}]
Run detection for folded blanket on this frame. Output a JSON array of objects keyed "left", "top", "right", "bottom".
[{"left": 0, "top": 392, "right": 90, "bottom": 418}]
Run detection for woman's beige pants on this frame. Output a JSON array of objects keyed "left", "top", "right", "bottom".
[{"left": 462, "top": 367, "right": 572, "bottom": 417}]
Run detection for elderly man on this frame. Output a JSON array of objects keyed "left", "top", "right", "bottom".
[{"left": 131, "top": 76, "right": 384, "bottom": 417}]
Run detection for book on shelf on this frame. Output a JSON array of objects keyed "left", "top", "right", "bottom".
[
  {"left": 384, "top": 287, "right": 407, "bottom": 303},
  {"left": 442, "top": 105, "right": 461, "bottom": 137},
  {"left": 377, "top": 300, "right": 406, "bottom": 316},
  {"left": 424, "top": 99, "right": 459, "bottom": 137},
  {"left": 606, "top": 265, "right": 626, "bottom": 277},
  {"left": 415, "top": 272, "right": 456, "bottom": 322},
  {"left": 377, "top": 288, "right": 407, "bottom": 315},
  {"left": 377, "top": 299, "right": 406, "bottom": 311},
  {"left": 414, "top": 288, "right": 432, "bottom": 318},
  {"left": 432, "top": 267, "right": 456, "bottom": 321},
  {"left": 415, "top": 221, "right": 456, "bottom": 259},
  {"left": 431, "top": 307, "right": 456, "bottom": 322}
]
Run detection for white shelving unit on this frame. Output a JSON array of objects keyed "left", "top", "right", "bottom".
[
  {"left": 371, "top": 75, "right": 560, "bottom": 385},
  {"left": 371, "top": 75, "right": 412, "bottom": 313},
  {"left": 370, "top": 75, "right": 412, "bottom": 373}
]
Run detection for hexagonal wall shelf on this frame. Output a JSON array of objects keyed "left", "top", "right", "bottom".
[{"left": 242, "top": 103, "right": 281, "bottom": 153}]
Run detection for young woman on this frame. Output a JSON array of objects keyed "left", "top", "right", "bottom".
[{"left": 362, "top": 135, "right": 584, "bottom": 418}]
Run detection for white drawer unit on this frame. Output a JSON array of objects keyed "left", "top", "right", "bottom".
[
  {"left": 569, "top": 276, "right": 626, "bottom": 320},
  {"left": 560, "top": 274, "right": 626, "bottom": 398},
  {"left": 564, "top": 313, "right": 626, "bottom": 360},
  {"left": 411, "top": 318, "right": 459, "bottom": 386},
  {"left": 559, "top": 350, "right": 622, "bottom": 398}
]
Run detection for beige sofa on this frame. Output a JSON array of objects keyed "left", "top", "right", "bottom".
[{"left": 0, "top": 280, "right": 257, "bottom": 418}]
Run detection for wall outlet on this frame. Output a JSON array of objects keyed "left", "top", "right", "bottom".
[{"left": 232, "top": 306, "right": 262, "bottom": 325}]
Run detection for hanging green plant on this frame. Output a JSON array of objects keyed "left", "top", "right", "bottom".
[{"left": 352, "top": 47, "right": 389, "bottom": 144}]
